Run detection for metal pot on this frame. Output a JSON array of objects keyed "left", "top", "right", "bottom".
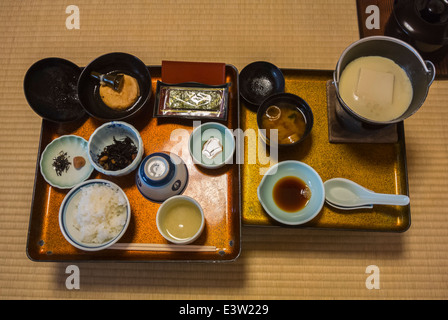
[{"left": 333, "top": 36, "right": 436, "bottom": 126}]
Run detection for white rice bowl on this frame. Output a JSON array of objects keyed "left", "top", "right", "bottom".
[{"left": 59, "top": 179, "right": 130, "bottom": 251}]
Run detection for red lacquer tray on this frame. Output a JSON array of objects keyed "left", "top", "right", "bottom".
[{"left": 26, "top": 65, "right": 241, "bottom": 262}]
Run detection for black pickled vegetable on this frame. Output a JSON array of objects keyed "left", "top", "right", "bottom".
[
  {"left": 52, "top": 151, "right": 71, "bottom": 176},
  {"left": 97, "top": 136, "right": 137, "bottom": 171}
]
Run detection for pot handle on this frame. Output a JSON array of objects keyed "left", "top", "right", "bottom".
[{"left": 425, "top": 60, "right": 436, "bottom": 87}]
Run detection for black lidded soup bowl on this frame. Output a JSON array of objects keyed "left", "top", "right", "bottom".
[{"left": 257, "top": 92, "right": 314, "bottom": 147}]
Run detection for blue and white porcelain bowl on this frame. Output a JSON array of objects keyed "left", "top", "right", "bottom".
[
  {"left": 136, "top": 152, "right": 189, "bottom": 203},
  {"left": 40, "top": 135, "right": 94, "bottom": 189},
  {"left": 87, "top": 121, "right": 144, "bottom": 177},
  {"left": 257, "top": 160, "right": 325, "bottom": 226},
  {"left": 59, "top": 179, "right": 131, "bottom": 251}
]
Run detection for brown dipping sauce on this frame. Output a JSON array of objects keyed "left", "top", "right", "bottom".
[{"left": 273, "top": 176, "right": 311, "bottom": 212}]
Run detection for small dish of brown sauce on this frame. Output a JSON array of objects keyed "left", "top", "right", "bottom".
[{"left": 273, "top": 176, "right": 311, "bottom": 212}]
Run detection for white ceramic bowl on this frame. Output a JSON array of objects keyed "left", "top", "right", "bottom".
[
  {"left": 87, "top": 121, "right": 143, "bottom": 176},
  {"left": 188, "top": 122, "right": 235, "bottom": 169},
  {"left": 59, "top": 179, "right": 131, "bottom": 251},
  {"left": 136, "top": 152, "right": 189, "bottom": 203},
  {"left": 156, "top": 195, "right": 205, "bottom": 245},
  {"left": 40, "top": 135, "right": 94, "bottom": 189},
  {"left": 257, "top": 160, "right": 325, "bottom": 225}
]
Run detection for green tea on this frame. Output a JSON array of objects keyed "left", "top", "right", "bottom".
[{"left": 160, "top": 201, "right": 202, "bottom": 241}]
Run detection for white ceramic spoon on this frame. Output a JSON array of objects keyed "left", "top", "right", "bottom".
[
  {"left": 323, "top": 178, "right": 409, "bottom": 210},
  {"left": 325, "top": 199, "right": 373, "bottom": 210}
]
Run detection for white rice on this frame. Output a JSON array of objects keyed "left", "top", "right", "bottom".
[{"left": 73, "top": 184, "right": 127, "bottom": 244}]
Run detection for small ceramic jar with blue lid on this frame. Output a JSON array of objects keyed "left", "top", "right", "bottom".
[{"left": 136, "top": 151, "right": 189, "bottom": 203}]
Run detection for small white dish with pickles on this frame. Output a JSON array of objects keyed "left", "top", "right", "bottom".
[{"left": 40, "top": 135, "right": 94, "bottom": 189}]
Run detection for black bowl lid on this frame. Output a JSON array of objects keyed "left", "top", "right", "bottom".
[
  {"left": 23, "top": 58, "right": 85, "bottom": 122},
  {"left": 393, "top": 0, "right": 448, "bottom": 45},
  {"left": 239, "top": 61, "right": 285, "bottom": 106}
]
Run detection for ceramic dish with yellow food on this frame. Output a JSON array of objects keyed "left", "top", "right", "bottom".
[{"left": 156, "top": 195, "right": 205, "bottom": 245}]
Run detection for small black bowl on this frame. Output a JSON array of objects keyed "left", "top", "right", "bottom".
[
  {"left": 77, "top": 52, "right": 151, "bottom": 121},
  {"left": 239, "top": 61, "right": 285, "bottom": 107},
  {"left": 257, "top": 93, "right": 314, "bottom": 147},
  {"left": 24, "top": 58, "right": 85, "bottom": 122}
]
